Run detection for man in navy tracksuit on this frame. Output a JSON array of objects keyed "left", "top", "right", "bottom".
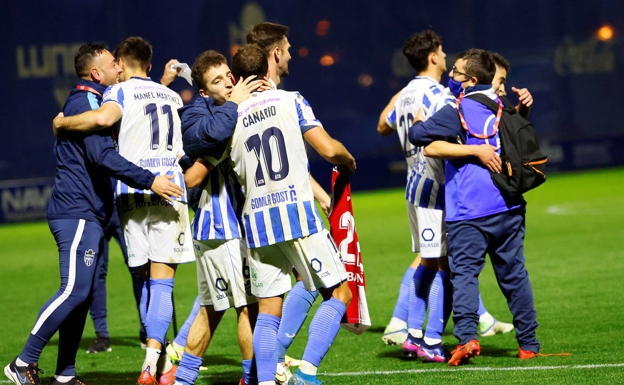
[
  {"left": 409, "top": 48, "right": 540, "bottom": 366},
  {"left": 4, "top": 43, "right": 182, "bottom": 385}
]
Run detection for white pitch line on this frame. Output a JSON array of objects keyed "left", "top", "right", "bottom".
[{"left": 318, "top": 363, "right": 624, "bottom": 377}]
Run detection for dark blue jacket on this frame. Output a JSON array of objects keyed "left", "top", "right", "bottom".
[
  {"left": 47, "top": 80, "right": 155, "bottom": 226},
  {"left": 179, "top": 94, "right": 238, "bottom": 160}
]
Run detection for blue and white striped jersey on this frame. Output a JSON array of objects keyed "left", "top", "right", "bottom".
[
  {"left": 192, "top": 157, "right": 245, "bottom": 241},
  {"left": 386, "top": 76, "right": 450, "bottom": 209},
  {"left": 230, "top": 90, "right": 325, "bottom": 248},
  {"left": 102, "top": 77, "right": 188, "bottom": 207}
]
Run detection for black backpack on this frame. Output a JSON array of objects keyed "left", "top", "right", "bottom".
[{"left": 465, "top": 93, "right": 547, "bottom": 198}]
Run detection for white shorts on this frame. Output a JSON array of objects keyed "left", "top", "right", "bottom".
[
  {"left": 248, "top": 228, "right": 348, "bottom": 298},
  {"left": 406, "top": 201, "right": 447, "bottom": 258},
  {"left": 119, "top": 200, "right": 195, "bottom": 268},
  {"left": 194, "top": 238, "right": 257, "bottom": 311}
]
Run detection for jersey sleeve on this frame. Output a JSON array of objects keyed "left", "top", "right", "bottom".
[
  {"left": 102, "top": 84, "right": 125, "bottom": 113},
  {"left": 385, "top": 105, "right": 398, "bottom": 130},
  {"left": 294, "top": 92, "right": 323, "bottom": 134}
]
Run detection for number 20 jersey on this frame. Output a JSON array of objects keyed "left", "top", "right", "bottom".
[
  {"left": 230, "top": 90, "right": 325, "bottom": 249},
  {"left": 102, "top": 77, "right": 187, "bottom": 204}
]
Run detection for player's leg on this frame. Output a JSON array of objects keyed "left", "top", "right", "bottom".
[
  {"left": 382, "top": 256, "right": 418, "bottom": 345},
  {"left": 167, "top": 296, "right": 201, "bottom": 365},
  {"left": 236, "top": 304, "right": 257, "bottom": 385},
  {"left": 290, "top": 229, "right": 350, "bottom": 384},
  {"left": 477, "top": 295, "right": 514, "bottom": 337},
  {"left": 86, "top": 229, "right": 111, "bottom": 354},
  {"left": 488, "top": 211, "right": 540, "bottom": 357},
  {"left": 5, "top": 219, "right": 102, "bottom": 385}
]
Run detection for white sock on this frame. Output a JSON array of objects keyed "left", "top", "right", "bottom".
[
  {"left": 408, "top": 328, "right": 423, "bottom": 339},
  {"left": 479, "top": 312, "right": 495, "bottom": 327},
  {"left": 423, "top": 337, "right": 442, "bottom": 345},
  {"left": 143, "top": 347, "right": 161, "bottom": 375},
  {"left": 299, "top": 360, "right": 318, "bottom": 376},
  {"left": 388, "top": 317, "right": 407, "bottom": 329},
  {"left": 15, "top": 357, "right": 29, "bottom": 367},
  {"left": 54, "top": 375, "right": 74, "bottom": 383},
  {"left": 157, "top": 352, "right": 173, "bottom": 374}
]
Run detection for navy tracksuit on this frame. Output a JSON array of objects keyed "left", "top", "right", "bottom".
[
  {"left": 18, "top": 80, "right": 155, "bottom": 377},
  {"left": 409, "top": 86, "right": 540, "bottom": 353}
]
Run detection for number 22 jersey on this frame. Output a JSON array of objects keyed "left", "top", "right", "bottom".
[{"left": 229, "top": 90, "right": 324, "bottom": 248}]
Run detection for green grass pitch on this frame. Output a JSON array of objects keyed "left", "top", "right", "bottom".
[{"left": 1, "top": 168, "right": 623, "bottom": 384}]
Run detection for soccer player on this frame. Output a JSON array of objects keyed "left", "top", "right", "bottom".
[
  {"left": 170, "top": 50, "right": 262, "bottom": 385},
  {"left": 229, "top": 44, "right": 356, "bottom": 385},
  {"left": 4, "top": 43, "right": 182, "bottom": 385},
  {"left": 376, "top": 30, "right": 453, "bottom": 362},
  {"left": 52, "top": 37, "right": 195, "bottom": 385},
  {"left": 409, "top": 49, "right": 540, "bottom": 365}
]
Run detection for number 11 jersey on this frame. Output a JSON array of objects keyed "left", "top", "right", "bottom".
[
  {"left": 102, "top": 77, "right": 187, "bottom": 204},
  {"left": 230, "top": 90, "right": 324, "bottom": 249}
]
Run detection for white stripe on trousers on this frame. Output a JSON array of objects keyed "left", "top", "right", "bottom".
[{"left": 31, "top": 219, "right": 85, "bottom": 335}]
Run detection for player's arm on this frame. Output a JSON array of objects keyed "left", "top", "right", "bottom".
[
  {"left": 83, "top": 132, "right": 183, "bottom": 202},
  {"left": 511, "top": 86, "right": 533, "bottom": 119},
  {"left": 303, "top": 126, "right": 356, "bottom": 173},
  {"left": 310, "top": 175, "right": 331, "bottom": 216},
  {"left": 184, "top": 158, "right": 215, "bottom": 188},
  {"left": 181, "top": 101, "right": 238, "bottom": 158},
  {"left": 423, "top": 141, "right": 502, "bottom": 173},
  {"left": 53, "top": 102, "right": 122, "bottom": 136},
  {"left": 377, "top": 91, "right": 400, "bottom": 136}
]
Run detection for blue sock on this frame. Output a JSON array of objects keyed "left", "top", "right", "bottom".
[
  {"left": 174, "top": 296, "right": 200, "bottom": 347},
  {"left": 478, "top": 294, "right": 487, "bottom": 316},
  {"left": 424, "top": 270, "right": 452, "bottom": 341},
  {"left": 140, "top": 280, "right": 149, "bottom": 333},
  {"left": 146, "top": 278, "right": 174, "bottom": 345},
  {"left": 276, "top": 281, "right": 319, "bottom": 362},
  {"left": 295, "top": 369, "right": 319, "bottom": 383},
  {"left": 391, "top": 266, "right": 415, "bottom": 322},
  {"left": 176, "top": 352, "right": 202, "bottom": 384},
  {"left": 242, "top": 359, "right": 255, "bottom": 384},
  {"left": 407, "top": 265, "right": 437, "bottom": 331},
  {"left": 301, "top": 297, "right": 346, "bottom": 367},
  {"left": 253, "top": 313, "right": 280, "bottom": 383}
]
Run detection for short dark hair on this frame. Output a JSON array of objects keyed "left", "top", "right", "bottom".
[
  {"left": 490, "top": 52, "right": 511, "bottom": 73},
  {"left": 402, "top": 30, "right": 442, "bottom": 72},
  {"left": 74, "top": 43, "right": 109, "bottom": 78},
  {"left": 231, "top": 44, "right": 268, "bottom": 80},
  {"left": 246, "top": 22, "right": 289, "bottom": 57},
  {"left": 113, "top": 37, "right": 152, "bottom": 72},
  {"left": 457, "top": 48, "right": 496, "bottom": 85},
  {"left": 191, "top": 50, "right": 227, "bottom": 90}
]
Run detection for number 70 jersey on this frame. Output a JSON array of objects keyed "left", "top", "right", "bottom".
[
  {"left": 103, "top": 77, "right": 187, "bottom": 203},
  {"left": 230, "top": 90, "right": 325, "bottom": 248}
]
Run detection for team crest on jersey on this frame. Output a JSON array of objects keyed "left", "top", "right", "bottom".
[{"left": 84, "top": 249, "right": 95, "bottom": 266}]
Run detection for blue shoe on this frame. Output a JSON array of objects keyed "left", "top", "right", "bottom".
[
  {"left": 287, "top": 370, "right": 322, "bottom": 385},
  {"left": 418, "top": 341, "right": 450, "bottom": 363},
  {"left": 402, "top": 334, "right": 422, "bottom": 358}
]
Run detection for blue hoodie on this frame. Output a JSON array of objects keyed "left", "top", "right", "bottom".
[{"left": 408, "top": 86, "right": 525, "bottom": 222}]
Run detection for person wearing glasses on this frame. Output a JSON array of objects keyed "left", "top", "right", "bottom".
[{"left": 408, "top": 49, "right": 541, "bottom": 366}]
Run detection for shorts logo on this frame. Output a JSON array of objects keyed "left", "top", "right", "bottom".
[
  {"left": 177, "top": 232, "right": 186, "bottom": 246},
  {"left": 251, "top": 267, "right": 263, "bottom": 288},
  {"left": 311, "top": 258, "right": 323, "bottom": 273},
  {"left": 421, "top": 228, "right": 435, "bottom": 242},
  {"left": 215, "top": 278, "right": 229, "bottom": 292},
  {"left": 84, "top": 249, "right": 95, "bottom": 266}
]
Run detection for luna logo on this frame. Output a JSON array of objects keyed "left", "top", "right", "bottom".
[{"left": 84, "top": 249, "right": 95, "bottom": 267}]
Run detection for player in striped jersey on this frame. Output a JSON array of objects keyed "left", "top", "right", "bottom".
[
  {"left": 230, "top": 44, "right": 355, "bottom": 385},
  {"left": 52, "top": 37, "right": 193, "bottom": 385},
  {"left": 377, "top": 30, "right": 453, "bottom": 362},
  {"left": 170, "top": 50, "right": 261, "bottom": 385}
]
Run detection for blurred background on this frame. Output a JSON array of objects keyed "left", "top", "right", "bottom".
[{"left": 1, "top": 0, "right": 622, "bottom": 222}]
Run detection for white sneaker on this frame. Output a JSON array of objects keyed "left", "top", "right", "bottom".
[
  {"left": 479, "top": 319, "right": 514, "bottom": 336},
  {"left": 382, "top": 317, "right": 408, "bottom": 345},
  {"left": 275, "top": 361, "right": 293, "bottom": 385}
]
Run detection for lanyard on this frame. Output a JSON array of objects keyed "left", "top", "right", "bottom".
[
  {"left": 76, "top": 85, "right": 102, "bottom": 96},
  {"left": 456, "top": 93, "right": 503, "bottom": 139}
]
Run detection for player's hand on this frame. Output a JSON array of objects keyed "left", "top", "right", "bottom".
[
  {"left": 52, "top": 112, "right": 65, "bottom": 137},
  {"left": 150, "top": 174, "right": 183, "bottom": 203},
  {"left": 229, "top": 75, "right": 263, "bottom": 104},
  {"left": 161, "top": 59, "right": 181, "bottom": 87},
  {"left": 511, "top": 87, "right": 533, "bottom": 107},
  {"left": 413, "top": 108, "right": 424, "bottom": 124},
  {"left": 475, "top": 144, "right": 502, "bottom": 173},
  {"left": 259, "top": 76, "right": 274, "bottom": 91},
  {"left": 344, "top": 157, "right": 356, "bottom": 174}
]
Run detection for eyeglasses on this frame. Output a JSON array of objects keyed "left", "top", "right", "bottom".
[{"left": 451, "top": 65, "right": 474, "bottom": 81}]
